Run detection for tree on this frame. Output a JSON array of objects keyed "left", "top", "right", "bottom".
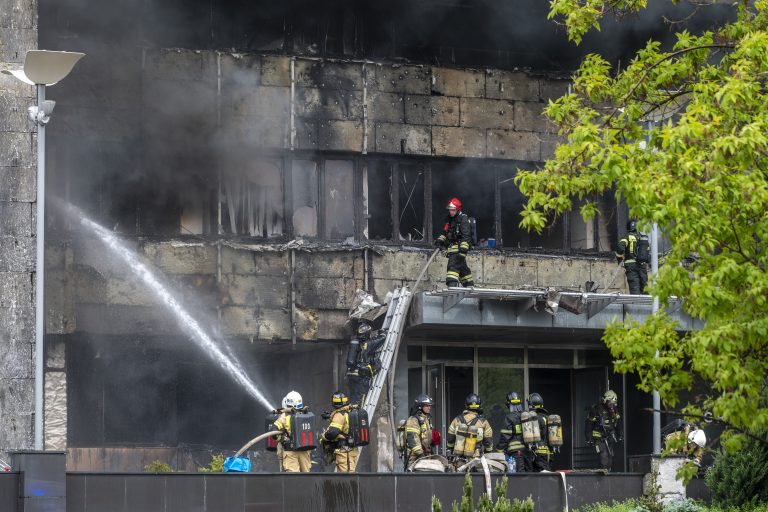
[{"left": 517, "top": 0, "right": 768, "bottom": 456}]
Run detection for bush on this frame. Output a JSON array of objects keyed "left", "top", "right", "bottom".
[
  {"left": 431, "top": 474, "right": 535, "bottom": 512},
  {"left": 197, "top": 453, "right": 225, "bottom": 473},
  {"left": 705, "top": 434, "right": 768, "bottom": 509},
  {"left": 143, "top": 460, "right": 172, "bottom": 472},
  {"left": 576, "top": 499, "right": 651, "bottom": 512},
  {"left": 662, "top": 500, "right": 704, "bottom": 512}
]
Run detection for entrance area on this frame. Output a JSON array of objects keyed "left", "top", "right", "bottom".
[{"left": 405, "top": 343, "right": 625, "bottom": 471}]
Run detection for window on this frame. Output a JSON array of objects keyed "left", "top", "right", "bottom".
[
  {"left": 499, "top": 165, "right": 563, "bottom": 249},
  {"left": 222, "top": 158, "right": 284, "bottom": 237},
  {"left": 432, "top": 161, "right": 496, "bottom": 245},
  {"left": 364, "top": 160, "right": 394, "bottom": 241},
  {"left": 292, "top": 159, "right": 319, "bottom": 237},
  {"left": 397, "top": 163, "right": 425, "bottom": 241},
  {"left": 324, "top": 160, "right": 355, "bottom": 239}
]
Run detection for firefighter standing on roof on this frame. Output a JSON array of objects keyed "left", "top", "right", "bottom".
[
  {"left": 434, "top": 197, "right": 474, "bottom": 288},
  {"left": 271, "top": 391, "right": 314, "bottom": 472},
  {"left": 320, "top": 391, "right": 359, "bottom": 473},
  {"left": 616, "top": 219, "right": 649, "bottom": 295}
]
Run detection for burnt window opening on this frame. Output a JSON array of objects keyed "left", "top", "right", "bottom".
[
  {"left": 397, "top": 163, "right": 426, "bottom": 241},
  {"left": 431, "top": 161, "right": 495, "bottom": 246},
  {"left": 291, "top": 159, "right": 319, "bottom": 237},
  {"left": 323, "top": 160, "right": 355, "bottom": 239},
  {"left": 221, "top": 158, "right": 285, "bottom": 237},
  {"left": 363, "top": 160, "right": 394, "bottom": 241}
]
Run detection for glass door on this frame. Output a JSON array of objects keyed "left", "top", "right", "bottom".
[{"left": 427, "top": 364, "right": 445, "bottom": 454}]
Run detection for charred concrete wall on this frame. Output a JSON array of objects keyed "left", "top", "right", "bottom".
[{"left": 0, "top": 0, "right": 37, "bottom": 459}]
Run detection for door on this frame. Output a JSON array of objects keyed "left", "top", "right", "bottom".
[
  {"left": 427, "top": 364, "right": 445, "bottom": 453},
  {"left": 572, "top": 367, "right": 607, "bottom": 469}
]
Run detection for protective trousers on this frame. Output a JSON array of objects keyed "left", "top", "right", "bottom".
[
  {"left": 334, "top": 448, "right": 359, "bottom": 473},
  {"left": 280, "top": 449, "right": 312, "bottom": 472},
  {"left": 446, "top": 252, "right": 474, "bottom": 287},
  {"left": 595, "top": 438, "right": 613, "bottom": 470},
  {"left": 347, "top": 373, "right": 371, "bottom": 405},
  {"left": 624, "top": 262, "right": 648, "bottom": 295}
]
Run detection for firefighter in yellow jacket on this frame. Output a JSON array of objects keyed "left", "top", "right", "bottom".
[
  {"left": 320, "top": 391, "right": 359, "bottom": 473},
  {"left": 272, "top": 390, "right": 313, "bottom": 472},
  {"left": 665, "top": 423, "right": 706, "bottom": 467},
  {"left": 446, "top": 393, "right": 493, "bottom": 460},
  {"left": 405, "top": 394, "right": 435, "bottom": 467}
]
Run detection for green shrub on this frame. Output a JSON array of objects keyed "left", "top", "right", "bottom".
[
  {"left": 143, "top": 460, "right": 172, "bottom": 472},
  {"left": 197, "top": 453, "right": 225, "bottom": 473},
  {"left": 576, "top": 499, "right": 651, "bottom": 512},
  {"left": 662, "top": 500, "right": 704, "bottom": 512},
  {"left": 705, "top": 433, "right": 768, "bottom": 509},
  {"left": 431, "top": 474, "right": 535, "bottom": 512}
]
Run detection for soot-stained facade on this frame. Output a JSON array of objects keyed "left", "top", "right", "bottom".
[{"left": 0, "top": 0, "right": 719, "bottom": 472}]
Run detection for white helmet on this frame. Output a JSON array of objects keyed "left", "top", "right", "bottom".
[
  {"left": 688, "top": 429, "right": 706, "bottom": 448},
  {"left": 282, "top": 391, "right": 303, "bottom": 410}
]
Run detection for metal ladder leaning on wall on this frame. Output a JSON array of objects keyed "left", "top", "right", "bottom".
[{"left": 361, "top": 286, "right": 413, "bottom": 420}]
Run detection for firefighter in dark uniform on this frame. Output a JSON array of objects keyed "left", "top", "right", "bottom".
[
  {"left": 434, "top": 197, "right": 474, "bottom": 288},
  {"left": 616, "top": 219, "right": 648, "bottom": 295},
  {"left": 320, "top": 391, "right": 359, "bottom": 473},
  {"left": 586, "top": 389, "right": 622, "bottom": 471},
  {"left": 446, "top": 394, "right": 493, "bottom": 460},
  {"left": 497, "top": 391, "right": 526, "bottom": 472},
  {"left": 345, "top": 320, "right": 387, "bottom": 405},
  {"left": 405, "top": 394, "right": 435, "bottom": 468},
  {"left": 525, "top": 392, "right": 552, "bottom": 472}
]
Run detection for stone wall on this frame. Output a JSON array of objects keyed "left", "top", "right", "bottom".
[
  {"left": 47, "top": 240, "right": 626, "bottom": 342},
  {"left": 0, "top": 0, "right": 37, "bottom": 458},
  {"left": 141, "top": 49, "right": 567, "bottom": 160}
]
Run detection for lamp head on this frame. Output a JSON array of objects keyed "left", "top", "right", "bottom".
[{"left": 2, "top": 50, "right": 85, "bottom": 86}]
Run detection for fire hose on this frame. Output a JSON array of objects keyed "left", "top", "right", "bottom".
[{"left": 234, "top": 430, "right": 281, "bottom": 457}]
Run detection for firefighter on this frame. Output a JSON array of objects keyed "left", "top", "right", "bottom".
[
  {"left": 345, "top": 320, "right": 387, "bottom": 405},
  {"left": 525, "top": 392, "right": 552, "bottom": 472},
  {"left": 665, "top": 423, "right": 706, "bottom": 467},
  {"left": 586, "top": 390, "right": 623, "bottom": 471},
  {"left": 446, "top": 393, "right": 493, "bottom": 462},
  {"left": 272, "top": 391, "right": 314, "bottom": 472},
  {"left": 616, "top": 219, "right": 649, "bottom": 295},
  {"left": 497, "top": 391, "right": 526, "bottom": 472},
  {"left": 405, "top": 393, "right": 435, "bottom": 468},
  {"left": 434, "top": 197, "right": 474, "bottom": 288},
  {"left": 320, "top": 391, "right": 359, "bottom": 473}
]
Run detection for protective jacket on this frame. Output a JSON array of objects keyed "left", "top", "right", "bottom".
[
  {"left": 436, "top": 212, "right": 472, "bottom": 255},
  {"left": 497, "top": 409, "right": 525, "bottom": 453},
  {"left": 616, "top": 232, "right": 642, "bottom": 264},
  {"left": 322, "top": 405, "right": 354, "bottom": 451},
  {"left": 446, "top": 410, "right": 493, "bottom": 457},
  {"left": 405, "top": 410, "right": 433, "bottom": 462},
  {"left": 665, "top": 424, "right": 704, "bottom": 465},
  {"left": 587, "top": 403, "right": 621, "bottom": 442},
  {"left": 346, "top": 331, "right": 387, "bottom": 378}
]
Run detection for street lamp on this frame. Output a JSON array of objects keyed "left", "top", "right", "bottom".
[{"left": 2, "top": 50, "right": 84, "bottom": 450}]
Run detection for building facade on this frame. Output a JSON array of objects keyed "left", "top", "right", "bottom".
[{"left": 1, "top": 0, "right": 709, "bottom": 472}]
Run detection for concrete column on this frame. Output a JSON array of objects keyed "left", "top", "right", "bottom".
[{"left": 645, "top": 455, "right": 687, "bottom": 505}]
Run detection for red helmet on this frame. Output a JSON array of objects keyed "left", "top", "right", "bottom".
[{"left": 446, "top": 198, "right": 462, "bottom": 211}]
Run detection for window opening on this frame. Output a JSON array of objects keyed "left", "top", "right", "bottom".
[
  {"left": 397, "top": 163, "right": 425, "bottom": 241},
  {"left": 500, "top": 165, "right": 562, "bottom": 249},
  {"left": 292, "top": 159, "right": 319, "bottom": 237},
  {"left": 364, "top": 160, "right": 394, "bottom": 240},
  {"left": 221, "top": 158, "right": 284, "bottom": 237},
  {"left": 323, "top": 160, "right": 355, "bottom": 239},
  {"left": 432, "top": 161, "right": 495, "bottom": 245}
]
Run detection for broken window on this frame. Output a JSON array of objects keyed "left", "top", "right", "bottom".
[
  {"left": 397, "top": 163, "right": 425, "bottom": 241},
  {"left": 432, "top": 161, "right": 495, "bottom": 245},
  {"left": 221, "top": 158, "right": 284, "bottom": 237},
  {"left": 499, "top": 165, "right": 563, "bottom": 249},
  {"left": 323, "top": 160, "right": 355, "bottom": 239},
  {"left": 363, "top": 160, "right": 394, "bottom": 241},
  {"left": 291, "top": 159, "right": 319, "bottom": 237}
]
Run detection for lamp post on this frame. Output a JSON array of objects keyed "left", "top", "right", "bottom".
[{"left": 3, "top": 50, "right": 84, "bottom": 450}]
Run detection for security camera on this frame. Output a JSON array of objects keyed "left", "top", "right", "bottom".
[{"left": 27, "top": 100, "right": 56, "bottom": 125}]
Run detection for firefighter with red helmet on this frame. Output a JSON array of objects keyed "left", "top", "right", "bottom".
[{"left": 434, "top": 197, "right": 474, "bottom": 288}]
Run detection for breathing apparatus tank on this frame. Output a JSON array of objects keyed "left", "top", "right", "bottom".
[
  {"left": 347, "top": 406, "right": 370, "bottom": 447},
  {"left": 396, "top": 419, "right": 407, "bottom": 454},
  {"left": 288, "top": 410, "right": 317, "bottom": 450},
  {"left": 521, "top": 411, "right": 541, "bottom": 444},
  {"left": 547, "top": 414, "right": 563, "bottom": 449},
  {"left": 346, "top": 338, "right": 360, "bottom": 368}
]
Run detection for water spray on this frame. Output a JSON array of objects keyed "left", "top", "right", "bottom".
[{"left": 71, "top": 208, "right": 274, "bottom": 410}]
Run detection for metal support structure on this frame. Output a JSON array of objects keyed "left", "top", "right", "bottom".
[
  {"left": 34, "top": 84, "right": 46, "bottom": 450},
  {"left": 652, "top": 222, "right": 661, "bottom": 455}
]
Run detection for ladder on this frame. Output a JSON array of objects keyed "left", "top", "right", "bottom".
[{"left": 361, "top": 286, "right": 413, "bottom": 420}]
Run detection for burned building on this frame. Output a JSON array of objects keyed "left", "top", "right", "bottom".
[{"left": 0, "top": 0, "right": 718, "bottom": 473}]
